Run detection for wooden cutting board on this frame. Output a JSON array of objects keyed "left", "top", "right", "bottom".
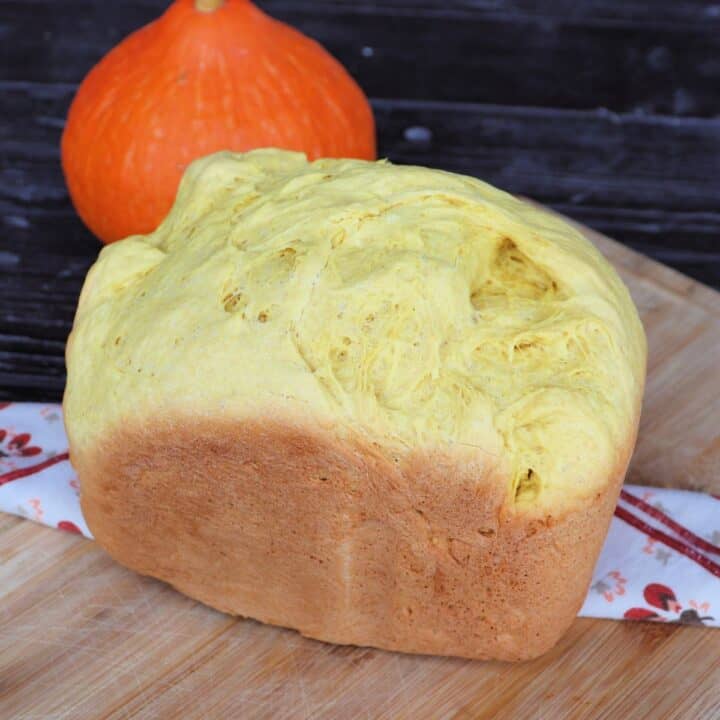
[{"left": 1, "top": 222, "right": 719, "bottom": 720}]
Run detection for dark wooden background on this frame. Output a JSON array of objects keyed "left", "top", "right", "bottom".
[{"left": 1, "top": 0, "right": 719, "bottom": 401}]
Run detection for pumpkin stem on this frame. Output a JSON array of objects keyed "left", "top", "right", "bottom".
[{"left": 195, "top": 0, "right": 224, "bottom": 12}]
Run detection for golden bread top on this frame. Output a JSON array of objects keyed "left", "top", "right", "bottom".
[{"left": 65, "top": 150, "right": 646, "bottom": 509}]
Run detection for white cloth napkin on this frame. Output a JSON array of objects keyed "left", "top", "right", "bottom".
[{"left": 1, "top": 402, "right": 718, "bottom": 627}]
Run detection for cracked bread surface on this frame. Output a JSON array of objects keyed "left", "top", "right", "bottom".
[{"left": 65, "top": 149, "right": 646, "bottom": 659}]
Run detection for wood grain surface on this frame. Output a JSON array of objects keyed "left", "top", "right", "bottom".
[{"left": 2, "top": 222, "right": 719, "bottom": 720}]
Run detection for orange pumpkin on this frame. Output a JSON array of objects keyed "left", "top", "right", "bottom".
[{"left": 62, "top": 0, "right": 376, "bottom": 243}]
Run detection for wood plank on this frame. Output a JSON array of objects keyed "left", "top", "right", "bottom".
[
  {"left": 9, "top": 0, "right": 719, "bottom": 25},
  {"left": 261, "top": 0, "right": 720, "bottom": 27},
  {"left": 2, "top": 82, "right": 719, "bottom": 256},
  {"left": 4, "top": 84, "right": 719, "bottom": 218},
  {"left": 374, "top": 99, "right": 720, "bottom": 211},
  {"left": 2, "top": 86, "right": 720, "bottom": 399},
  {"left": 2, "top": 1, "right": 720, "bottom": 116}
]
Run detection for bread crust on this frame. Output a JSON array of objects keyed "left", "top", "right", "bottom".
[{"left": 74, "top": 415, "right": 635, "bottom": 661}]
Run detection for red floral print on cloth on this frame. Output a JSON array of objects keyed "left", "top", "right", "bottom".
[
  {"left": 624, "top": 583, "right": 714, "bottom": 626},
  {"left": 591, "top": 570, "right": 627, "bottom": 602},
  {"left": 28, "top": 497, "right": 43, "bottom": 522},
  {"left": 57, "top": 520, "right": 82, "bottom": 534},
  {"left": 0, "top": 429, "right": 42, "bottom": 458}
]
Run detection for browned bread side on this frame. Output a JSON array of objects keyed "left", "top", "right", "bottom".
[{"left": 75, "top": 415, "right": 634, "bottom": 661}]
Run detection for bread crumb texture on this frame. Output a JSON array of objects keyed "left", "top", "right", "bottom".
[{"left": 65, "top": 150, "right": 646, "bottom": 511}]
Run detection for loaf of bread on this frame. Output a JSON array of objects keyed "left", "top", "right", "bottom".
[{"left": 64, "top": 149, "right": 646, "bottom": 661}]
